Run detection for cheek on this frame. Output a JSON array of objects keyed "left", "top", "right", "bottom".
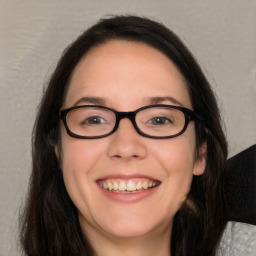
[
  {"left": 162, "top": 144, "right": 194, "bottom": 184},
  {"left": 152, "top": 130, "right": 197, "bottom": 195},
  {"left": 60, "top": 135, "right": 105, "bottom": 205},
  {"left": 153, "top": 131, "right": 196, "bottom": 170},
  {"left": 61, "top": 134, "right": 105, "bottom": 172}
]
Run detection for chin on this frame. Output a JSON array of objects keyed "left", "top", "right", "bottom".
[
  {"left": 99, "top": 212, "right": 172, "bottom": 239},
  {"left": 106, "top": 223, "right": 155, "bottom": 238}
]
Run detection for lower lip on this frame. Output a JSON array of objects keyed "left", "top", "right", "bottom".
[{"left": 97, "top": 184, "right": 160, "bottom": 203}]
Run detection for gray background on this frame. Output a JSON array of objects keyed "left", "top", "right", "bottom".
[{"left": 1, "top": 1, "right": 255, "bottom": 255}]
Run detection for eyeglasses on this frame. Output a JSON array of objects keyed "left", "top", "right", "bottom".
[{"left": 59, "top": 104, "right": 204, "bottom": 139}]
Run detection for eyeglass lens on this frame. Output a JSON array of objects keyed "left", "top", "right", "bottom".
[{"left": 65, "top": 106, "right": 186, "bottom": 138}]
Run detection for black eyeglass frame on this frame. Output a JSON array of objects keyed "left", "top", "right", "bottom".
[{"left": 59, "top": 104, "right": 205, "bottom": 139}]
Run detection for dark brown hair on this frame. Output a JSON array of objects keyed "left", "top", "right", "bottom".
[{"left": 20, "top": 15, "right": 228, "bottom": 256}]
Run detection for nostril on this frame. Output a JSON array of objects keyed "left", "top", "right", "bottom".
[
  {"left": 112, "top": 154, "right": 140, "bottom": 159},
  {"left": 113, "top": 154, "right": 139, "bottom": 157},
  {"left": 113, "top": 155, "right": 121, "bottom": 158}
]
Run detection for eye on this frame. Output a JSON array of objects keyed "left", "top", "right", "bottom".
[
  {"left": 84, "top": 116, "right": 106, "bottom": 125},
  {"left": 148, "top": 116, "right": 172, "bottom": 125}
]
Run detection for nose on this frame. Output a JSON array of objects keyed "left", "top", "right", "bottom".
[{"left": 107, "top": 118, "right": 147, "bottom": 160}]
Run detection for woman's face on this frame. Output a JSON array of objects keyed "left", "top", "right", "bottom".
[{"left": 57, "top": 40, "right": 205, "bottom": 241}]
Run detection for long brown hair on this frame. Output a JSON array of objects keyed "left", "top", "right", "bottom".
[{"left": 20, "top": 15, "right": 228, "bottom": 256}]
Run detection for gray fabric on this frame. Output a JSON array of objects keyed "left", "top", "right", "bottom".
[{"left": 217, "top": 222, "right": 256, "bottom": 256}]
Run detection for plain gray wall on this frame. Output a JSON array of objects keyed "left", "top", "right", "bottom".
[{"left": 1, "top": 1, "right": 255, "bottom": 255}]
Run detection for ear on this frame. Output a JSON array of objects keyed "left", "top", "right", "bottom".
[
  {"left": 193, "top": 142, "right": 207, "bottom": 176},
  {"left": 54, "top": 144, "right": 62, "bottom": 169}
]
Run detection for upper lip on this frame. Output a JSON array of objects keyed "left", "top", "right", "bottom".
[{"left": 96, "top": 173, "right": 160, "bottom": 182}]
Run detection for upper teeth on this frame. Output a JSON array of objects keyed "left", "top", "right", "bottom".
[{"left": 99, "top": 179, "right": 158, "bottom": 192}]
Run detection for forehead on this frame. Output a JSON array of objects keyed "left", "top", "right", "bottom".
[{"left": 64, "top": 40, "right": 191, "bottom": 109}]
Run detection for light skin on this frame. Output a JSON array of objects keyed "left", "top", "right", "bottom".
[{"left": 56, "top": 40, "right": 206, "bottom": 256}]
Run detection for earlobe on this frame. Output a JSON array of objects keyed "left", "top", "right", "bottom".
[
  {"left": 54, "top": 145, "right": 62, "bottom": 169},
  {"left": 193, "top": 142, "right": 207, "bottom": 176},
  {"left": 54, "top": 146, "right": 60, "bottom": 160}
]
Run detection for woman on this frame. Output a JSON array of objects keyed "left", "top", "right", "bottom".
[{"left": 20, "top": 16, "right": 228, "bottom": 256}]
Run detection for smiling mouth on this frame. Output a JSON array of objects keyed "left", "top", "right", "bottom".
[{"left": 98, "top": 178, "right": 161, "bottom": 193}]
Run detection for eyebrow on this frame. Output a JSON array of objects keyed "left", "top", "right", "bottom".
[
  {"left": 143, "top": 96, "right": 184, "bottom": 106},
  {"left": 73, "top": 97, "right": 106, "bottom": 106},
  {"left": 73, "top": 96, "right": 183, "bottom": 107}
]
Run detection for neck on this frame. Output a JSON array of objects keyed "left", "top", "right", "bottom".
[{"left": 80, "top": 218, "right": 172, "bottom": 256}]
